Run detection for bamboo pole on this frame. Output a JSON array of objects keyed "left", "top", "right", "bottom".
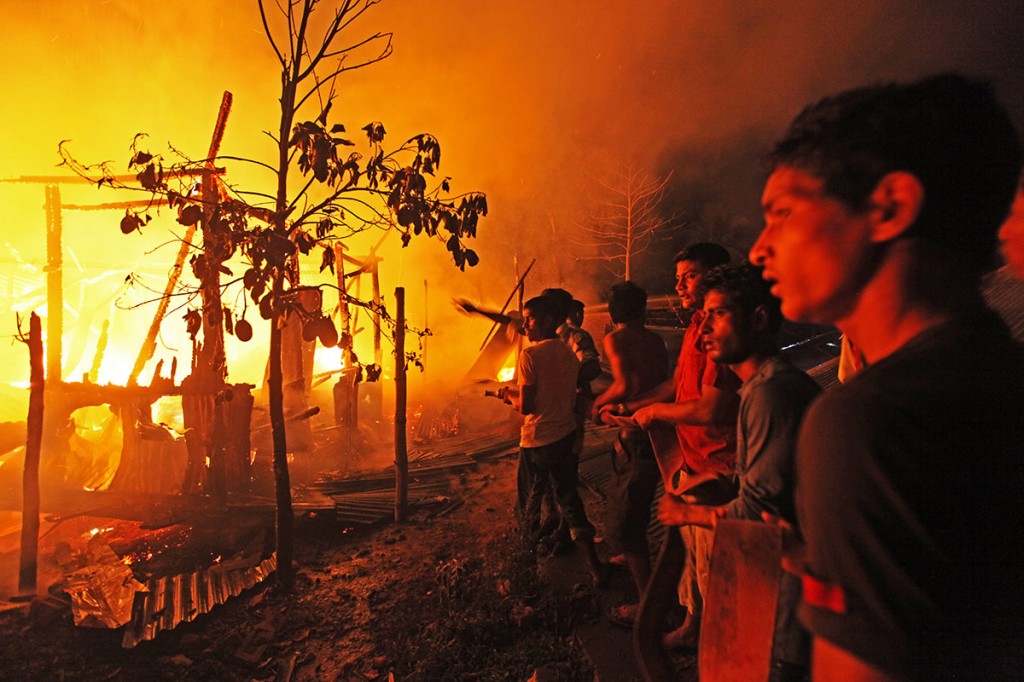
[
  {"left": 422, "top": 278, "right": 428, "bottom": 379},
  {"left": 128, "top": 91, "right": 232, "bottom": 386},
  {"left": 394, "top": 287, "right": 408, "bottom": 523},
  {"left": 19, "top": 313, "right": 44, "bottom": 595},
  {"left": 371, "top": 257, "right": 382, "bottom": 369},
  {"left": 45, "top": 186, "right": 62, "bottom": 383}
]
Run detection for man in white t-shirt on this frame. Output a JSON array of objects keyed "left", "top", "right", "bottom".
[{"left": 503, "top": 295, "right": 606, "bottom": 585}]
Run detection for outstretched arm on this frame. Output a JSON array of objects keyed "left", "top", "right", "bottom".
[{"left": 453, "top": 298, "right": 523, "bottom": 333}]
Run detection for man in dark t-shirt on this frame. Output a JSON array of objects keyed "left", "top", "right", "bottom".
[{"left": 749, "top": 74, "right": 1024, "bottom": 680}]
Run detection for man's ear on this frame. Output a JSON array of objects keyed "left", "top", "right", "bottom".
[
  {"left": 751, "top": 304, "right": 770, "bottom": 332},
  {"left": 868, "top": 171, "right": 924, "bottom": 243}
]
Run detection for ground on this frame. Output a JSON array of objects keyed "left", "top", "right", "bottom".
[{"left": 0, "top": 454, "right": 617, "bottom": 681}]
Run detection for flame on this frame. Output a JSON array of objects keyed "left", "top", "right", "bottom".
[
  {"left": 497, "top": 353, "right": 516, "bottom": 382},
  {"left": 313, "top": 345, "right": 345, "bottom": 374}
]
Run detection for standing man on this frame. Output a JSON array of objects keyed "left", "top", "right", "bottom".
[
  {"left": 540, "top": 288, "right": 602, "bottom": 551},
  {"left": 502, "top": 295, "right": 606, "bottom": 586},
  {"left": 591, "top": 282, "right": 670, "bottom": 623},
  {"left": 657, "top": 262, "right": 820, "bottom": 680},
  {"left": 749, "top": 74, "right": 1024, "bottom": 680},
  {"left": 607, "top": 242, "right": 740, "bottom": 652}
]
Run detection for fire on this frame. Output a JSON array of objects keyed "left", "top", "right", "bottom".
[{"left": 497, "top": 353, "right": 516, "bottom": 383}]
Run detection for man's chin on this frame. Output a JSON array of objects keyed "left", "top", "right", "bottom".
[{"left": 780, "top": 300, "right": 826, "bottom": 325}]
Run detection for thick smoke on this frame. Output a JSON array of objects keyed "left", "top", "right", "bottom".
[{"left": 0, "top": 0, "right": 1022, "bottom": 408}]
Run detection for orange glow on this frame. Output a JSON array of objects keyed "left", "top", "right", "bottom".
[
  {"left": 497, "top": 366, "right": 515, "bottom": 383},
  {"left": 2, "top": 0, "right": 1016, "bottom": 433}
]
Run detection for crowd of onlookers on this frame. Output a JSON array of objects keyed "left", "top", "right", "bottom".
[{"left": 466, "top": 72, "right": 1024, "bottom": 681}]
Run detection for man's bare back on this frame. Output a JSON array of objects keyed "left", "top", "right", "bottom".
[{"left": 594, "top": 324, "right": 669, "bottom": 418}]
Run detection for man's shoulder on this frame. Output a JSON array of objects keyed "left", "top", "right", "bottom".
[
  {"left": 745, "top": 358, "right": 820, "bottom": 409},
  {"left": 859, "top": 311, "right": 1024, "bottom": 388},
  {"left": 607, "top": 325, "right": 663, "bottom": 345},
  {"left": 566, "top": 324, "right": 596, "bottom": 347},
  {"left": 532, "top": 337, "right": 577, "bottom": 358},
  {"left": 758, "top": 357, "right": 820, "bottom": 390}
]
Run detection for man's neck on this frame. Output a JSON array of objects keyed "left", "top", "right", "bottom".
[
  {"left": 835, "top": 245, "right": 968, "bottom": 364},
  {"left": 730, "top": 350, "right": 777, "bottom": 383}
]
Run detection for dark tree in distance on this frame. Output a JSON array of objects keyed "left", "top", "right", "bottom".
[{"left": 59, "top": 0, "right": 487, "bottom": 590}]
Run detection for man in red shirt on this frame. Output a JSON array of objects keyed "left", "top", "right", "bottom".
[{"left": 602, "top": 242, "right": 740, "bottom": 665}]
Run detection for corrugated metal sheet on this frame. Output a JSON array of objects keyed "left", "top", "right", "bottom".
[{"left": 122, "top": 554, "right": 276, "bottom": 648}]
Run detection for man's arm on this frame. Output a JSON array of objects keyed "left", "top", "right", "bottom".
[
  {"left": 592, "top": 333, "right": 637, "bottom": 419},
  {"left": 502, "top": 383, "right": 536, "bottom": 415},
  {"left": 720, "top": 379, "right": 809, "bottom": 522},
  {"left": 568, "top": 327, "right": 602, "bottom": 384},
  {"left": 454, "top": 299, "right": 524, "bottom": 334},
  {"left": 657, "top": 495, "right": 718, "bottom": 529},
  {"left": 811, "top": 638, "right": 899, "bottom": 682},
  {"left": 604, "top": 376, "right": 675, "bottom": 416},
  {"left": 631, "top": 382, "right": 738, "bottom": 429}
]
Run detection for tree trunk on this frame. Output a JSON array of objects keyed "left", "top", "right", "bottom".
[
  {"left": 269, "top": 300, "right": 294, "bottom": 590},
  {"left": 19, "top": 313, "right": 44, "bottom": 595},
  {"left": 394, "top": 287, "right": 408, "bottom": 523}
]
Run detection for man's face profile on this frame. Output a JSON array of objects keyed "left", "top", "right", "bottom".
[
  {"left": 999, "top": 186, "right": 1024, "bottom": 280},
  {"left": 699, "top": 290, "right": 750, "bottom": 365},
  {"left": 749, "top": 166, "right": 875, "bottom": 325},
  {"left": 522, "top": 307, "right": 551, "bottom": 342},
  {"left": 675, "top": 260, "right": 707, "bottom": 310}
]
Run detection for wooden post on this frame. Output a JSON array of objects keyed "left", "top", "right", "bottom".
[
  {"left": 44, "top": 186, "right": 62, "bottom": 383},
  {"left": 20, "top": 313, "right": 44, "bottom": 595},
  {"left": 422, "top": 278, "right": 428, "bottom": 380},
  {"left": 334, "top": 243, "right": 355, "bottom": 456},
  {"left": 394, "top": 287, "right": 408, "bottom": 523},
  {"left": 334, "top": 243, "right": 352, "bottom": 363},
  {"left": 371, "top": 257, "right": 382, "bottom": 371}
]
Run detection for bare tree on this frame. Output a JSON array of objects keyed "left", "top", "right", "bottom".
[
  {"left": 572, "top": 164, "right": 680, "bottom": 281},
  {"left": 60, "top": 0, "right": 486, "bottom": 590}
]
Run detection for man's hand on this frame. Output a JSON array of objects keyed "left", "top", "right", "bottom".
[
  {"left": 658, "top": 494, "right": 716, "bottom": 529},
  {"left": 631, "top": 403, "right": 664, "bottom": 429},
  {"left": 453, "top": 298, "right": 479, "bottom": 315},
  {"left": 593, "top": 403, "right": 620, "bottom": 425},
  {"left": 761, "top": 512, "right": 809, "bottom": 576}
]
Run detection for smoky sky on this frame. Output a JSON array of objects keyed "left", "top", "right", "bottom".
[{"left": 0, "top": 0, "right": 1022, "bottom": 391}]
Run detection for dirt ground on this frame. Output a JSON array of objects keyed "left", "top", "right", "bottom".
[{"left": 0, "top": 454, "right": 613, "bottom": 681}]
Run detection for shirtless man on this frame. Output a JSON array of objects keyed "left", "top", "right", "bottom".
[{"left": 591, "top": 282, "right": 670, "bottom": 621}]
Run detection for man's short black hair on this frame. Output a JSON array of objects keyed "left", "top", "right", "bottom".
[
  {"left": 540, "top": 288, "right": 573, "bottom": 321},
  {"left": 768, "top": 73, "right": 1022, "bottom": 274},
  {"left": 568, "top": 299, "right": 585, "bottom": 317},
  {"left": 524, "top": 295, "right": 559, "bottom": 322},
  {"left": 608, "top": 281, "right": 648, "bottom": 324},
  {"left": 673, "top": 242, "right": 731, "bottom": 269},
  {"left": 702, "top": 263, "right": 783, "bottom": 334}
]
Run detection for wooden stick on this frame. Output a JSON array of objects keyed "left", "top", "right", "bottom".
[
  {"left": 127, "top": 91, "right": 233, "bottom": 386},
  {"left": 19, "top": 313, "right": 44, "bottom": 595},
  {"left": 394, "top": 287, "right": 408, "bottom": 523}
]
